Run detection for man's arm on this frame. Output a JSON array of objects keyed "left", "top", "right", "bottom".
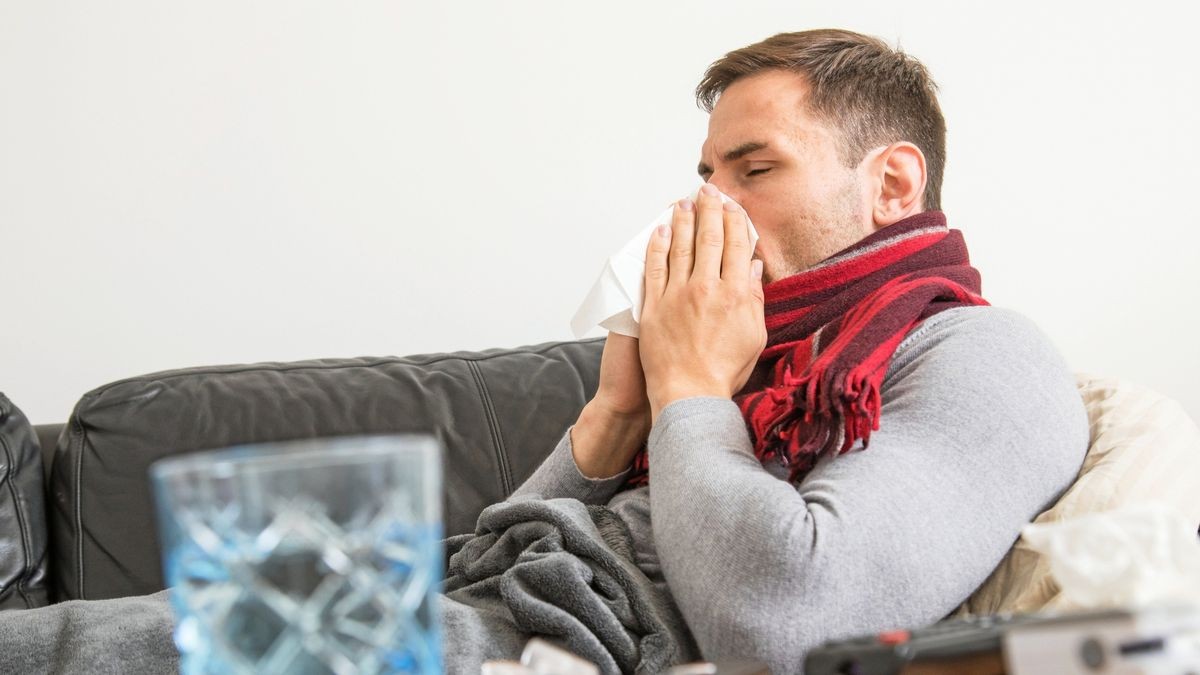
[
  {"left": 508, "top": 332, "right": 651, "bottom": 503},
  {"left": 507, "top": 402, "right": 641, "bottom": 504},
  {"left": 647, "top": 308, "right": 1089, "bottom": 673}
]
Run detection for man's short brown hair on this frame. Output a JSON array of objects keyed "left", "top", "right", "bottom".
[{"left": 696, "top": 29, "right": 946, "bottom": 211}]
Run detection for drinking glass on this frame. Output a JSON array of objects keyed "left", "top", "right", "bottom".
[{"left": 151, "top": 434, "right": 443, "bottom": 674}]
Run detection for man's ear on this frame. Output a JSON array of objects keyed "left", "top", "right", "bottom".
[{"left": 870, "top": 142, "right": 927, "bottom": 229}]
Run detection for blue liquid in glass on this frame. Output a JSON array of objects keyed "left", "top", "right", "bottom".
[{"left": 164, "top": 520, "right": 443, "bottom": 675}]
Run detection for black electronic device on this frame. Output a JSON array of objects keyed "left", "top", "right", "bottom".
[
  {"left": 804, "top": 610, "right": 1041, "bottom": 675},
  {"left": 804, "top": 605, "right": 1200, "bottom": 675}
]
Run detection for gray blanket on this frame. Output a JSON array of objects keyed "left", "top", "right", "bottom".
[
  {"left": 442, "top": 496, "right": 697, "bottom": 674},
  {"left": 0, "top": 590, "right": 178, "bottom": 674},
  {"left": 0, "top": 496, "right": 695, "bottom": 674}
]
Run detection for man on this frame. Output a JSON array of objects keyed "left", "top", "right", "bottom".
[
  {"left": 484, "top": 28, "right": 1087, "bottom": 671},
  {"left": 0, "top": 29, "right": 1087, "bottom": 675}
]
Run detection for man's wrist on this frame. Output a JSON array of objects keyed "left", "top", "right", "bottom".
[{"left": 570, "top": 400, "right": 650, "bottom": 479}]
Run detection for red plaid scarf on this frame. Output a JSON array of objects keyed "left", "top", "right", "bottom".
[{"left": 623, "top": 210, "right": 988, "bottom": 487}]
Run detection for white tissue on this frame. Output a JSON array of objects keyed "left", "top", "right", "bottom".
[
  {"left": 1020, "top": 502, "right": 1200, "bottom": 610},
  {"left": 570, "top": 187, "right": 759, "bottom": 339}
]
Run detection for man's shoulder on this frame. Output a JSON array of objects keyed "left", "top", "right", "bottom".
[
  {"left": 880, "top": 304, "right": 1088, "bottom": 459},
  {"left": 898, "top": 304, "right": 1052, "bottom": 354},
  {"left": 886, "top": 305, "right": 1071, "bottom": 386}
]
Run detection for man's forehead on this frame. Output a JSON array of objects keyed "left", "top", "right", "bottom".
[
  {"left": 699, "top": 137, "right": 772, "bottom": 161},
  {"left": 700, "top": 72, "right": 814, "bottom": 162},
  {"left": 699, "top": 121, "right": 805, "bottom": 163}
]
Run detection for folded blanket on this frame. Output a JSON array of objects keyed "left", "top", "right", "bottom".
[{"left": 443, "top": 496, "right": 698, "bottom": 674}]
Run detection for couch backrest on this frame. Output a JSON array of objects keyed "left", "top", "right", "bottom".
[
  {"left": 48, "top": 338, "right": 604, "bottom": 601},
  {"left": 34, "top": 424, "right": 63, "bottom": 483}
]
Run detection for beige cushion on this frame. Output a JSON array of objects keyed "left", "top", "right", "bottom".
[{"left": 952, "top": 373, "right": 1200, "bottom": 616}]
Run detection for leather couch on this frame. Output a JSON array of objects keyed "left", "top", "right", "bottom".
[
  {"left": 8, "top": 336, "right": 1198, "bottom": 630},
  {"left": 6, "top": 337, "right": 605, "bottom": 604}
]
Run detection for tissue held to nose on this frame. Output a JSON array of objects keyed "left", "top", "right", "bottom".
[{"left": 570, "top": 187, "right": 759, "bottom": 339}]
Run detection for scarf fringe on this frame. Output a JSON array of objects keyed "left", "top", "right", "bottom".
[{"left": 757, "top": 360, "right": 885, "bottom": 483}]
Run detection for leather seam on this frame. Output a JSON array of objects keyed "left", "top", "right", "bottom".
[
  {"left": 0, "top": 433, "right": 34, "bottom": 607},
  {"left": 76, "top": 338, "right": 607, "bottom": 403},
  {"left": 467, "top": 361, "right": 512, "bottom": 496},
  {"left": 72, "top": 417, "right": 85, "bottom": 599}
]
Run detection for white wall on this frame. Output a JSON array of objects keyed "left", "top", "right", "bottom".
[{"left": 2, "top": 0, "right": 1197, "bottom": 425}]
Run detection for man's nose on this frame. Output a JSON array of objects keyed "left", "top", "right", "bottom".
[
  {"left": 703, "top": 177, "right": 751, "bottom": 215},
  {"left": 702, "top": 177, "right": 757, "bottom": 249},
  {"left": 703, "top": 176, "right": 742, "bottom": 205}
]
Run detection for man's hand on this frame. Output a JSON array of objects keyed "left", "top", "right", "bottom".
[
  {"left": 638, "top": 184, "right": 767, "bottom": 424},
  {"left": 570, "top": 333, "right": 653, "bottom": 478}
]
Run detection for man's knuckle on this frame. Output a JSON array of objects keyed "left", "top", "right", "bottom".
[{"left": 645, "top": 265, "right": 668, "bottom": 280}]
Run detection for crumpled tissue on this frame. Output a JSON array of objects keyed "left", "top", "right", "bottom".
[
  {"left": 1020, "top": 501, "right": 1200, "bottom": 610},
  {"left": 570, "top": 187, "right": 758, "bottom": 339},
  {"left": 481, "top": 638, "right": 599, "bottom": 675}
]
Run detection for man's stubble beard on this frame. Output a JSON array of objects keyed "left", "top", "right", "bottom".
[{"left": 761, "top": 176, "right": 865, "bottom": 285}]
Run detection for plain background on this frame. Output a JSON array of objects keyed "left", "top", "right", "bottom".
[{"left": 2, "top": 1, "right": 1197, "bottom": 425}]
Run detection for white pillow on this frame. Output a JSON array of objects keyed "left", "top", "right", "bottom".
[{"left": 952, "top": 373, "right": 1200, "bottom": 616}]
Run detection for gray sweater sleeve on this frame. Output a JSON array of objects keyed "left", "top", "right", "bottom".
[
  {"left": 508, "top": 425, "right": 633, "bottom": 504},
  {"left": 646, "top": 307, "right": 1090, "bottom": 674}
]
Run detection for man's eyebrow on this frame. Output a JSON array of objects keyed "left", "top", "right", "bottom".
[{"left": 697, "top": 141, "right": 770, "bottom": 177}]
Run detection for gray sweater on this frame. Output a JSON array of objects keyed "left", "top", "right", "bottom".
[{"left": 510, "top": 306, "right": 1089, "bottom": 674}]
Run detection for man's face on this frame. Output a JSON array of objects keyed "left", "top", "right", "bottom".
[{"left": 699, "top": 70, "right": 876, "bottom": 284}]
